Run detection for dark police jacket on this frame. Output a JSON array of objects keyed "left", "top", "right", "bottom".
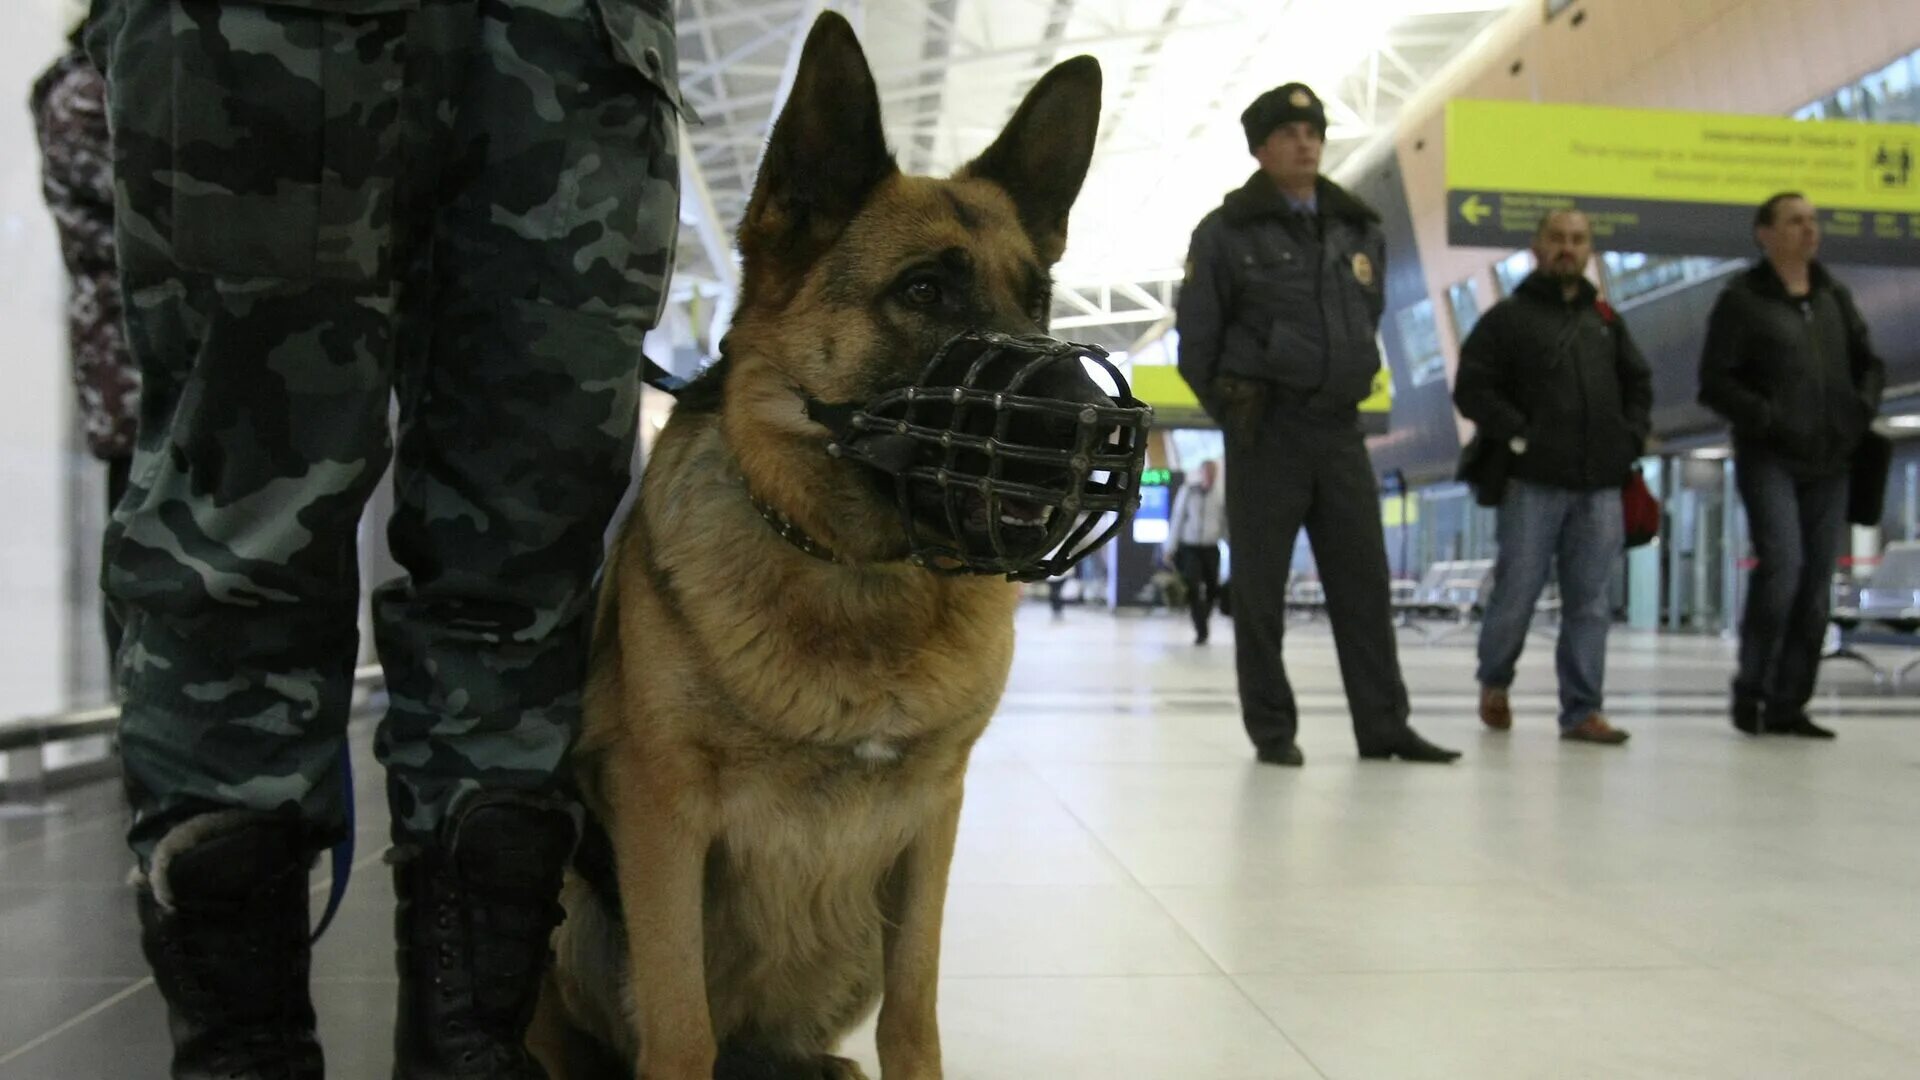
[
  {"left": 1176, "top": 172, "right": 1387, "bottom": 422},
  {"left": 1454, "top": 273, "right": 1653, "bottom": 493},
  {"left": 1698, "top": 261, "right": 1884, "bottom": 478}
]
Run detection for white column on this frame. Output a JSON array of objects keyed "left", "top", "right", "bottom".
[{"left": 0, "top": 1, "right": 78, "bottom": 741}]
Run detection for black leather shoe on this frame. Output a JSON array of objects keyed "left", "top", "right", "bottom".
[
  {"left": 1773, "top": 712, "right": 1837, "bottom": 739},
  {"left": 1731, "top": 698, "right": 1765, "bottom": 736},
  {"left": 1255, "top": 743, "right": 1305, "bottom": 767},
  {"left": 1359, "top": 729, "right": 1462, "bottom": 763}
]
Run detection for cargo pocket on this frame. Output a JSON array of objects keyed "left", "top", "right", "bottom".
[
  {"left": 587, "top": 0, "right": 697, "bottom": 123},
  {"left": 168, "top": 0, "right": 417, "bottom": 282}
]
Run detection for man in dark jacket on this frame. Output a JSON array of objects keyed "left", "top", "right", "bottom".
[
  {"left": 1455, "top": 210, "right": 1650, "bottom": 746},
  {"left": 1177, "top": 82, "right": 1458, "bottom": 766},
  {"left": 1700, "top": 192, "right": 1885, "bottom": 739}
]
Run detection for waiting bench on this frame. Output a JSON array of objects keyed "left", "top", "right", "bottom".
[{"left": 1825, "top": 541, "right": 1920, "bottom": 691}]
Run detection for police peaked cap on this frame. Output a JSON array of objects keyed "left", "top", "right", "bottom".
[{"left": 1241, "top": 83, "right": 1328, "bottom": 150}]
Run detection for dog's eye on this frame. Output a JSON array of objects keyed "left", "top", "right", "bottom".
[{"left": 903, "top": 277, "right": 944, "bottom": 306}]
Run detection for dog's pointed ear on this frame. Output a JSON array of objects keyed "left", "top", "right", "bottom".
[
  {"left": 739, "top": 12, "right": 897, "bottom": 301},
  {"left": 959, "top": 56, "right": 1103, "bottom": 266}
]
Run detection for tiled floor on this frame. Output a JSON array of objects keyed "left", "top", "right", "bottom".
[{"left": 4, "top": 607, "right": 1920, "bottom": 1078}]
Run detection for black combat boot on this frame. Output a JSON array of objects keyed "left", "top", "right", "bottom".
[
  {"left": 136, "top": 812, "right": 324, "bottom": 1080},
  {"left": 392, "top": 793, "right": 574, "bottom": 1079}
]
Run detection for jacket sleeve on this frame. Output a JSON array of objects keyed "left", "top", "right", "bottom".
[
  {"left": 1362, "top": 226, "right": 1388, "bottom": 330},
  {"left": 1176, "top": 218, "right": 1230, "bottom": 417},
  {"left": 33, "top": 61, "right": 116, "bottom": 280},
  {"left": 1451, "top": 306, "right": 1528, "bottom": 443},
  {"left": 1697, "top": 290, "right": 1771, "bottom": 437},
  {"left": 1839, "top": 285, "right": 1886, "bottom": 412},
  {"left": 1615, "top": 319, "right": 1655, "bottom": 445}
]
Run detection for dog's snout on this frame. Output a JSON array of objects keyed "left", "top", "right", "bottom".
[
  {"left": 1040, "top": 360, "right": 1116, "bottom": 408},
  {"left": 1021, "top": 357, "right": 1114, "bottom": 445}
]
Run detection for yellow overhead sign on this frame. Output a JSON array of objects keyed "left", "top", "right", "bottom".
[
  {"left": 1124, "top": 363, "right": 1394, "bottom": 434},
  {"left": 1445, "top": 101, "right": 1920, "bottom": 264},
  {"left": 1129, "top": 364, "right": 1199, "bottom": 410},
  {"left": 1449, "top": 100, "right": 1918, "bottom": 211}
]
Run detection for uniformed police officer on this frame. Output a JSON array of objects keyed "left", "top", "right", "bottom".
[
  {"left": 85, "top": 0, "right": 681, "bottom": 1074},
  {"left": 1176, "top": 83, "right": 1460, "bottom": 767}
]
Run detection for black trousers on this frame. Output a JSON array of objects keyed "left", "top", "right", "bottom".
[
  {"left": 1048, "top": 577, "right": 1068, "bottom": 614},
  {"left": 1174, "top": 543, "right": 1221, "bottom": 639},
  {"left": 1733, "top": 452, "right": 1848, "bottom": 712},
  {"left": 1224, "top": 407, "right": 1410, "bottom": 751}
]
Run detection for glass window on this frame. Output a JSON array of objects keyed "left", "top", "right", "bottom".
[
  {"left": 1394, "top": 301, "right": 1447, "bottom": 389},
  {"left": 1859, "top": 72, "right": 1889, "bottom": 119},
  {"left": 1601, "top": 252, "right": 1674, "bottom": 302},
  {"left": 1599, "top": 253, "right": 1736, "bottom": 306},
  {"left": 1446, "top": 280, "right": 1483, "bottom": 343},
  {"left": 1493, "top": 251, "right": 1533, "bottom": 296},
  {"left": 1168, "top": 428, "right": 1225, "bottom": 472},
  {"left": 1880, "top": 50, "right": 1918, "bottom": 124}
]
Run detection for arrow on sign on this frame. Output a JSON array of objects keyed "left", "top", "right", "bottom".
[{"left": 1460, "top": 194, "right": 1493, "bottom": 226}]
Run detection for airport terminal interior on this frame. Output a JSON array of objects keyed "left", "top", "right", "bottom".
[{"left": 4, "top": 0, "right": 1919, "bottom": 1077}]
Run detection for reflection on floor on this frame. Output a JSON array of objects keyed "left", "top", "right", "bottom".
[{"left": 4, "top": 608, "right": 1920, "bottom": 1078}]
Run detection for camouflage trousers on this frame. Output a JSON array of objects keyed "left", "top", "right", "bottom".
[{"left": 87, "top": 0, "right": 681, "bottom": 859}]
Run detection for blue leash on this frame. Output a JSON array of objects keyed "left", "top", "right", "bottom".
[{"left": 310, "top": 744, "right": 355, "bottom": 943}]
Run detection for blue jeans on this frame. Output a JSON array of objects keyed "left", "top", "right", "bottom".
[
  {"left": 1733, "top": 453, "right": 1848, "bottom": 711},
  {"left": 1476, "top": 479, "right": 1624, "bottom": 730}
]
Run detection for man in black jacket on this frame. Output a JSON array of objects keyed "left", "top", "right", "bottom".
[
  {"left": 1455, "top": 210, "right": 1651, "bottom": 746},
  {"left": 1176, "top": 82, "right": 1458, "bottom": 766},
  {"left": 1700, "top": 193, "right": 1885, "bottom": 739}
]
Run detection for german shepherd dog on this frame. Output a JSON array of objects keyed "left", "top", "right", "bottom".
[{"left": 529, "top": 12, "right": 1145, "bottom": 1079}]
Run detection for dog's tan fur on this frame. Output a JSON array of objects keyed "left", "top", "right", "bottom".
[{"left": 529, "top": 13, "right": 1103, "bottom": 1080}]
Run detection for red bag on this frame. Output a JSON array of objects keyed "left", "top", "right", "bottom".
[{"left": 1622, "top": 468, "right": 1660, "bottom": 548}]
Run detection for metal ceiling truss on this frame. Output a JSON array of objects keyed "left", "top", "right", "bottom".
[
  {"left": 658, "top": 0, "right": 1505, "bottom": 363},
  {"left": 1049, "top": 271, "right": 1182, "bottom": 333}
]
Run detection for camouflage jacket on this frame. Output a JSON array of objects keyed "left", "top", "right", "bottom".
[{"left": 31, "top": 43, "right": 139, "bottom": 461}]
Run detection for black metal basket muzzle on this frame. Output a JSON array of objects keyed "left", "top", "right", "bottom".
[{"left": 806, "top": 331, "right": 1154, "bottom": 582}]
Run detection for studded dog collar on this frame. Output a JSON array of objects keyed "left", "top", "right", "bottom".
[{"left": 747, "top": 489, "right": 843, "bottom": 565}]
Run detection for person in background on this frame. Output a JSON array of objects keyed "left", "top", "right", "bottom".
[
  {"left": 1164, "top": 460, "right": 1227, "bottom": 644},
  {"left": 1176, "top": 81, "right": 1459, "bottom": 766},
  {"left": 1454, "top": 209, "right": 1651, "bottom": 746},
  {"left": 1699, "top": 192, "right": 1885, "bottom": 740},
  {"left": 30, "top": 12, "right": 140, "bottom": 665},
  {"left": 1048, "top": 573, "right": 1071, "bottom": 617}
]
